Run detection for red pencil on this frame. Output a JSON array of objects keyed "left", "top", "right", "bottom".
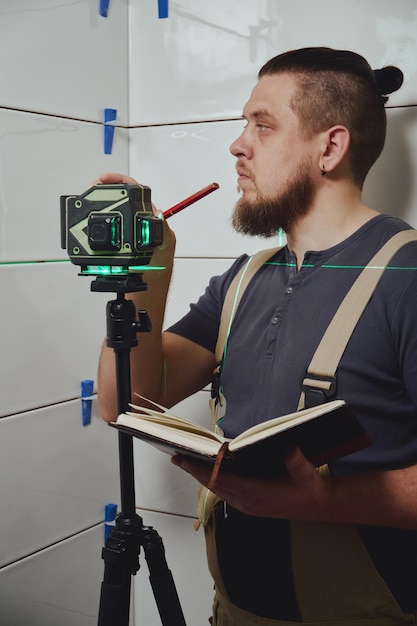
[{"left": 163, "top": 182, "right": 219, "bottom": 219}]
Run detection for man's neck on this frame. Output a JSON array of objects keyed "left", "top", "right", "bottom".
[{"left": 286, "top": 191, "right": 378, "bottom": 270}]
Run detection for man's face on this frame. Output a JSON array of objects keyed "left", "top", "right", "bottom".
[{"left": 230, "top": 73, "right": 316, "bottom": 236}]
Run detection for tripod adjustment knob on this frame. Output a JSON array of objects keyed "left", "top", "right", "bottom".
[{"left": 135, "top": 310, "right": 152, "bottom": 333}]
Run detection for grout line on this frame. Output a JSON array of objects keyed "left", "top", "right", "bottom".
[
  {"left": 0, "top": 105, "right": 244, "bottom": 128},
  {"left": 0, "top": 521, "right": 103, "bottom": 571}
]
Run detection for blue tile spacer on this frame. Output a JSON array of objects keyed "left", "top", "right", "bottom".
[
  {"left": 104, "top": 108, "right": 117, "bottom": 154},
  {"left": 81, "top": 379, "right": 94, "bottom": 426},
  {"left": 104, "top": 503, "right": 118, "bottom": 542},
  {"left": 158, "top": 0, "right": 168, "bottom": 18},
  {"left": 99, "top": 0, "right": 110, "bottom": 17}
]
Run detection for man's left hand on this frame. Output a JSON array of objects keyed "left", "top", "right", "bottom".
[{"left": 171, "top": 447, "right": 330, "bottom": 520}]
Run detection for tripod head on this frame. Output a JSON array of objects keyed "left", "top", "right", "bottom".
[
  {"left": 90, "top": 273, "right": 153, "bottom": 360},
  {"left": 90, "top": 272, "right": 148, "bottom": 294}
]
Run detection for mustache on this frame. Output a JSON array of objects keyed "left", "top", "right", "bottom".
[{"left": 235, "top": 162, "right": 252, "bottom": 179}]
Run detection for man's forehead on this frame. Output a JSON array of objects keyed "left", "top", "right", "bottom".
[{"left": 242, "top": 74, "right": 298, "bottom": 118}]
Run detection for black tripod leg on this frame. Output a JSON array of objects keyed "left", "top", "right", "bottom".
[
  {"left": 97, "top": 290, "right": 186, "bottom": 626},
  {"left": 142, "top": 526, "right": 187, "bottom": 626}
]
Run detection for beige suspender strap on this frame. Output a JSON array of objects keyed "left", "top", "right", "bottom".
[
  {"left": 299, "top": 229, "right": 417, "bottom": 409},
  {"left": 215, "top": 247, "right": 281, "bottom": 363},
  {"left": 210, "top": 247, "right": 280, "bottom": 431}
]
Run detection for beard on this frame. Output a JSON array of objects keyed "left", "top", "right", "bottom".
[{"left": 232, "top": 159, "right": 315, "bottom": 237}]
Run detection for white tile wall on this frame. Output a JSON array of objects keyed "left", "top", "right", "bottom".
[
  {"left": 0, "top": 0, "right": 128, "bottom": 123},
  {"left": 0, "top": 526, "right": 112, "bottom": 626},
  {"left": 129, "top": 0, "right": 417, "bottom": 126},
  {"left": 0, "top": 109, "right": 128, "bottom": 263},
  {"left": 364, "top": 107, "right": 417, "bottom": 225},
  {"left": 165, "top": 258, "right": 235, "bottom": 328},
  {"left": 0, "top": 499, "right": 211, "bottom": 625},
  {"left": 0, "top": 262, "right": 110, "bottom": 416},
  {"left": 0, "top": 1, "right": 130, "bottom": 623},
  {"left": 0, "top": 400, "right": 120, "bottom": 568}
]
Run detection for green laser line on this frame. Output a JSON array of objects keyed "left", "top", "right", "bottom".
[
  {"left": 322, "top": 264, "right": 417, "bottom": 270},
  {"left": 265, "top": 262, "right": 417, "bottom": 271},
  {"left": 0, "top": 259, "right": 69, "bottom": 267},
  {"left": 0, "top": 260, "right": 165, "bottom": 271}
]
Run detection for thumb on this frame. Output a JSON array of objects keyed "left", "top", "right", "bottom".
[{"left": 284, "top": 447, "right": 315, "bottom": 481}]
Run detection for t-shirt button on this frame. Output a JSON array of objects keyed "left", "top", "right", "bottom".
[{"left": 285, "top": 286, "right": 293, "bottom": 294}]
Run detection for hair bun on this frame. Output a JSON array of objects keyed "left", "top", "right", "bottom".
[{"left": 373, "top": 66, "right": 404, "bottom": 95}]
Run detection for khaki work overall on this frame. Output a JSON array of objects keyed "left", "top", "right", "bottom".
[
  {"left": 205, "top": 502, "right": 416, "bottom": 625},
  {"left": 203, "top": 232, "right": 417, "bottom": 626}
]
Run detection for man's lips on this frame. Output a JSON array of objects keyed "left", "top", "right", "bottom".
[{"left": 236, "top": 167, "right": 252, "bottom": 184}]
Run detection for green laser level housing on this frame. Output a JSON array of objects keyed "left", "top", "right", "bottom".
[{"left": 60, "top": 184, "right": 164, "bottom": 273}]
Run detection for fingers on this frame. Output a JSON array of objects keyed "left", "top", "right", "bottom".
[
  {"left": 171, "top": 456, "right": 210, "bottom": 481},
  {"left": 91, "top": 172, "right": 139, "bottom": 185},
  {"left": 91, "top": 173, "right": 166, "bottom": 221},
  {"left": 172, "top": 456, "right": 219, "bottom": 490},
  {"left": 153, "top": 204, "right": 164, "bottom": 220},
  {"left": 284, "top": 446, "right": 316, "bottom": 482}
]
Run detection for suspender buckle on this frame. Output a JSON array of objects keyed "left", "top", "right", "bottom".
[
  {"left": 211, "top": 364, "right": 222, "bottom": 403},
  {"left": 301, "top": 371, "right": 337, "bottom": 408}
]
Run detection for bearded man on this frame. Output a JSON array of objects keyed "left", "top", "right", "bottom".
[{"left": 97, "top": 48, "right": 417, "bottom": 625}]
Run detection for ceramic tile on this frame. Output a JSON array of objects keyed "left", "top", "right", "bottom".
[
  {"left": 165, "top": 257, "right": 235, "bottom": 328},
  {"left": 129, "top": 0, "right": 417, "bottom": 125},
  {"left": 0, "top": 525, "right": 127, "bottom": 626},
  {"left": 0, "top": 0, "right": 128, "bottom": 122},
  {"left": 0, "top": 262, "right": 110, "bottom": 416},
  {"left": 0, "top": 401, "right": 120, "bottom": 568},
  {"left": 0, "top": 109, "right": 128, "bottom": 263},
  {"left": 364, "top": 106, "right": 417, "bottom": 226},
  {"left": 129, "top": 0, "right": 273, "bottom": 124}
]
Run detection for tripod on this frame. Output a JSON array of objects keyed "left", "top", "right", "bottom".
[{"left": 93, "top": 273, "right": 186, "bottom": 626}]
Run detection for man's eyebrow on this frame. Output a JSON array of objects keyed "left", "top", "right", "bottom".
[{"left": 242, "top": 109, "right": 277, "bottom": 122}]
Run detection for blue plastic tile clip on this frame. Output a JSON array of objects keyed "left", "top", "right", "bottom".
[
  {"left": 158, "top": 0, "right": 168, "bottom": 18},
  {"left": 99, "top": 0, "right": 110, "bottom": 17},
  {"left": 104, "top": 503, "right": 118, "bottom": 542},
  {"left": 104, "top": 108, "right": 117, "bottom": 154},
  {"left": 81, "top": 379, "right": 94, "bottom": 426}
]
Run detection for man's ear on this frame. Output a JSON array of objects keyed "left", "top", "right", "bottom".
[{"left": 319, "top": 126, "right": 350, "bottom": 174}]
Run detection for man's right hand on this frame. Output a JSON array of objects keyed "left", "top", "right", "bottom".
[{"left": 93, "top": 172, "right": 176, "bottom": 273}]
